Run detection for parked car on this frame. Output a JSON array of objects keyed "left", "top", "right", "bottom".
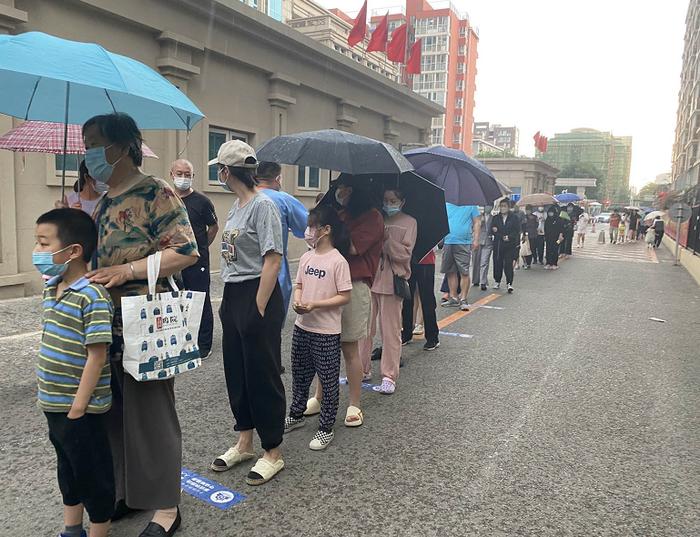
[{"left": 596, "top": 212, "right": 611, "bottom": 223}]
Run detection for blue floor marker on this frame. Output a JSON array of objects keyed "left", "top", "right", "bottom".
[
  {"left": 339, "top": 377, "right": 380, "bottom": 391},
  {"left": 181, "top": 468, "right": 246, "bottom": 510},
  {"left": 439, "top": 331, "right": 474, "bottom": 339}
]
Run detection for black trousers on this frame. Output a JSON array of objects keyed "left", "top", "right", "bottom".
[
  {"left": 493, "top": 243, "right": 516, "bottom": 285},
  {"left": 563, "top": 229, "right": 574, "bottom": 255},
  {"left": 220, "top": 279, "right": 286, "bottom": 451},
  {"left": 654, "top": 231, "right": 664, "bottom": 248},
  {"left": 182, "top": 259, "right": 213, "bottom": 356},
  {"left": 534, "top": 235, "right": 545, "bottom": 264},
  {"left": 289, "top": 327, "right": 341, "bottom": 432},
  {"left": 545, "top": 239, "right": 560, "bottom": 265},
  {"left": 402, "top": 263, "right": 439, "bottom": 345},
  {"left": 45, "top": 412, "right": 115, "bottom": 523}
]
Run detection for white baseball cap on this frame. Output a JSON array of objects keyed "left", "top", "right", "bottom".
[{"left": 208, "top": 140, "right": 258, "bottom": 169}]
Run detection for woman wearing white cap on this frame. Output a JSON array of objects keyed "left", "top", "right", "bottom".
[{"left": 209, "top": 140, "right": 287, "bottom": 485}]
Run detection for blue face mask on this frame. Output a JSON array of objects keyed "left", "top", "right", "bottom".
[
  {"left": 85, "top": 144, "right": 122, "bottom": 187},
  {"left": 32, "top": 245, "right": 73, "bottom": 277},
  {"left": 383, "top": 205, "right": 401, "bottom": 217}
]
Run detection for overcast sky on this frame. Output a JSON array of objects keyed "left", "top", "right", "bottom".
[{"left": 320, "top": 0, "right": 688, "bottom": 189}]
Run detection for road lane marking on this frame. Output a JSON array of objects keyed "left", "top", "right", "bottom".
[
  {"left": 413, "top": 293, "right": 502, "bottom": 340},
  {"left": 0, "top": 330, "right": 42, "bottom": 342}
]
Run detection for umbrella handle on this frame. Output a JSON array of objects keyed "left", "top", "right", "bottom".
[{"left": 60, "top": 83, "right": 71, "bottom": 201}]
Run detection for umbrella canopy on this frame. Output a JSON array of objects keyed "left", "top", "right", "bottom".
[
  {"left": 323, "top": 172, "right": 449, "bottom": 262},
  {"left": 0, "top": 32, "right": 204, "bottom": 129},
  {"left": 554, "top": 192, "right": 583, "bottom": 203},
  {"left": 644, "top": 210, "right": 665, "bottom": 222},
  {"left": 624, "top": 206, "right": 642, "bottom": 211},
  {"left": 516, "top": 193, "right": 558, "bottom": 207},
  {"left": 588, "top": 201, "right": 602, "bottom": 206},
  {"left": 256, "top": 129, "right": 413, "bottom": 175},
  {"left": 0, "top": 121, "right": 158, "bottom": 158},
  {"left": 403, "top": 145, "right": 509, "bottom": 206}
]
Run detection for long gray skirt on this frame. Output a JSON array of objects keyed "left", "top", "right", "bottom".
[{"left": 108, "top": 337, "right": 181, "bottom": 510}]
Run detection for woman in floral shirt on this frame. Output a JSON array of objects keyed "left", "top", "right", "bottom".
[{"left": 84, "top": 113, "right": 198, "bottom": 537}]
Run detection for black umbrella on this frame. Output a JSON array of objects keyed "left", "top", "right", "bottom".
[
  {"left": 323, "top": 172, "right": 449, "bottom": 262},
  {"left": 256, "top": 129, "right": 413, "bottom": 175}
]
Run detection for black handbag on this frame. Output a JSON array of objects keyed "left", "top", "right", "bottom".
[{"left": 382, "top": 253, "right": 411, "bottom": 300}]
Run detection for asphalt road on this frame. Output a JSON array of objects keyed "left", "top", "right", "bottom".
[{"left": 1, "top": 237, "right": 698, "bottom": 536}]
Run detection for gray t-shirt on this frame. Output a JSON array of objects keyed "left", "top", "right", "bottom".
[{"left": 220, "top": 193, "right": 283, "bottom": 283}]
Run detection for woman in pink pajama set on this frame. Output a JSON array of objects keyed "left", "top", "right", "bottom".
[{"left": 360, "top": 188, "right": 417, "bottom": 394}]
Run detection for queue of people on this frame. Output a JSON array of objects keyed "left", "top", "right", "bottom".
[{"left": 36, "top": 111, "right": 599, "bottom": 537}]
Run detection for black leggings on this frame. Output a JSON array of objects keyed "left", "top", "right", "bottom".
[
  {"left": 402, "top": 263, "right": 439, "bottom": 344},
  {"left": 220, "top": 279, "right": 286, "bottom": 450}
]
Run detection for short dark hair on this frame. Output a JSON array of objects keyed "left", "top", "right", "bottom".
[
  {"left": 36, "top": 208, "right": 98, "bottom": 262},
  {"left": 256, "top": 162, "right": 281, "bottom": 181},
  {"left": 83, "top": 113, "right": 144, "bottom": 166}
]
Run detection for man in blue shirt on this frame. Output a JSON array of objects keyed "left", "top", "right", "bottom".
[
  {"left": 441, "top": 203, "right": 481, "bottom": 311},
  {"left": 257, "top": 162, "right": 309, "bottom": 320}
]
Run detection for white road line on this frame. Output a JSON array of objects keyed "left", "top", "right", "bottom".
[{"left": 0, "top": 330, "right": 42, "bottom": 342}]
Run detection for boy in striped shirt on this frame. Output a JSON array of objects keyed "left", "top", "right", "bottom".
[{"left": 33, "top": 209, "right": 114, "bottom": 537}]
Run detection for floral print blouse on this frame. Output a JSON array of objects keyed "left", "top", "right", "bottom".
[{"left": 93, "top": 176, "right": 198, "bottom": 334}]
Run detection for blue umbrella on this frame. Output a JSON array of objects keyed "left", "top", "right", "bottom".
[
  {"left": 403, "top": 145, "right": 510, "bottom": 206},
  {"left": 0, "top": 32, "right": 204, "bottom": 194},
  {"left": 555, "top": 192, "right": 583, "bottom": 203}
]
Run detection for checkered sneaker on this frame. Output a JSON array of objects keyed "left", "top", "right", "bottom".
[{"left": 309, "top": 430, "right": 334, "bottom": 451}]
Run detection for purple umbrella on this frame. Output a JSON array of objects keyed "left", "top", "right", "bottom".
[{"left": 403, "top": 145, "right": 510, "bottom": 206}]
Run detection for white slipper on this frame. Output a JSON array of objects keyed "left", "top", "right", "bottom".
[
  {"left": 210, "top": 446, "right": 255, "bottom": 472},
  {"left": 246, "top": 457, "right": 285, "bottom": 486},
  {"left": 344, "top": 405, "right": 364, "bottom": 427},
  {"left": 303, "top": 397, "right": 321, "bottom": 416}
]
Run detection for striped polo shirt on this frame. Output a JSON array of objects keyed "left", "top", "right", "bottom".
[{"left": 37, "top": 275, "right": 114, "bottom": 413}]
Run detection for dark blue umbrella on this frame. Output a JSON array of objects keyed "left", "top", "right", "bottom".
[
  {"left": 403, "top": 145, "right": 510, "bottom": 206},
  {"left": 555, "top": 192, "right": 583, "bottom": 203}
]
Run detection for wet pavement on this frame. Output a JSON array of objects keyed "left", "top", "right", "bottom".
[{"left": 1, "top": 239, "right": 698, "bottom": 536}]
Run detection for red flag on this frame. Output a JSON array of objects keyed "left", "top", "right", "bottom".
[
  {"left": 348, "top": 1, "right": 368, "bottom": 48},
  {"left": 533, "top": 131, "right": 541, "bottom": 148},
  {"left": 387, "top": 23, "right": 408, "bottom": 62},
  {"left": 406, "top": 39, "right": 422, "bottom": 74},
  {"left": 541, "top": 136, "right": 548, "bottom": 152},
  {"left": 367, "top": 13, "right": 389, "bottom": 53}
]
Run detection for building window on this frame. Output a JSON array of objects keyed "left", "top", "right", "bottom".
[
  {"left": 430, "top": 127, "right": 444, "bottom": 145},
  {"left": 415, "top": 16, "right": 448, "bottom": 35},
  {"left": 266, "top": 0, "right": 282, "bottom": 21},
  {"left": 453, "top": 133, "right": 461, "bottom": 145},
  {"left": 455, "top": 98, "right": 464, "bottom": 109},
  {"left": 421, "top": 53, "right": 447, "bottom": 72},
  {"left": 208, "top": 127, "right": 250, "bottom": 182},
  {"left": 55, "top": 154, "right": 80, "bottom": 174},
  {"left": 456, "top": 80, "right": 465, "bottom": 91},
  {"left": 454, "top": 116, "right": 463, "bottom": 126},
  {"left": 458, "top": 62, "right": 465, "bottom": 73},
  {"left": 297, "top": 166, "right": 321, "bottom": 190},
  {"left": 459, "top": 45, "right": 466, "bottom": 56},
  {"left": 459, "top": 26, "right": 466, "bottom": 38},
  {"left": 414, "top": 72, "right": 447, "bottom": 91},
  {"left": 432, "top": 115, "right": 445, "bottom": 128},
  {"left": 422, "top": 35, "right": 449, "bottom": 52},
  {"left": 419, "top": 91, "right": 446, "bottom": 105}
]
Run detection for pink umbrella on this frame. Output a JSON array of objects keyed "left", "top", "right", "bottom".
[{"left": 0, "top": 120, "right": 158, "bottom": 158}]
